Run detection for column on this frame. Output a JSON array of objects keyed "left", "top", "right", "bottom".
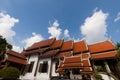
[
  {"left": 104, "top": 61, "right": 111, "bottom": 73},
  {"left": 91, "top": 60, "right": 97, "bottom": 73}
]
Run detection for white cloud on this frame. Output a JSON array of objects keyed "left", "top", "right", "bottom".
[
  {"left": 48, "top": 20, "right": 62, "bottom": 39},
  {"left": 114, "top": 12, "right": 120, "bottom": 22},
  {"left": 23, "top": 32, "right": 44, "bottom": 48},
  {"left": 0, "top": 12, "right": 19, "bottom": 43},
  {"left": 12, "top": 45, "right": 23, "bottom": 53},
  {"left": 80, "top": 10, "right": 108, "bottom": 44},
  {"left": 64, "top": 29, "right": 70, "bottom": 38},
  {"left": 0, "top": 12, "right": 22, "bottom": 52},
  {"left": 93, "top": 7, "right": 98, "bottom": 13}
]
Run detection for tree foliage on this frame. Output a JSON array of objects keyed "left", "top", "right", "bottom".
[
  {"left": 0, "top": 35, "right": 12, "bottom": 68},
  {"left": 94, "top": 74, "right": 102, "bottom": 80},
  {"left": 116, "top": 42, "right": 120, "bottom": 59},
  {"left": 0, "top": 36, "right": 12, "bottom": 52},
  {"left": 0, "top": 67, "right": 20, "bottom": 79}
]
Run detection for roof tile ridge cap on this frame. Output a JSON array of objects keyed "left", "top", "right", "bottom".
[
  {"left": 95, "top": 50, "right": 117, "bottom": 54},
  {"left": 88, "top": 40, "right": 108, "bottom": 46},
  {"left": 26, "top": 43, "right": 36, "bottom": 50},
  {"left": 82, "top": 39, "right": 89, "bottom": 51},
  {"left": 59, "top": 39, "right": 64, "bottom": 47},
  {"left": 72, "top": 39, "right": 74, "bottom": 50},
  {"left": 63, "top": 55, "right": 73, "bottom": 60},
  {"left": 50, "top": 37, "right": 56, "bottom": 45},
  {"left": 8, "top": 50, "right": 26, "bottom": 59},
  {"left": 53, "top": 39, "right": 63, "bottom": 49},
  {"left": 86, "top": 52, "right": 91, "bottom": 59},
  {"left": 71, "top": 51, "right": 73, "bottom": 56},
  {"left": 107, "top": 40, "right": 116, "bottom": 48},
  {"left": 8, "top": 50, "right": 20, "bottom": 55}
]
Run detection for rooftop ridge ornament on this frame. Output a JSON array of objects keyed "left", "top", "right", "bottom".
[{"left": 108, "top": 35, "right": 112, "bottom": 42}]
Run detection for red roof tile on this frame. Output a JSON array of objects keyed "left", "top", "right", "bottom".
[
  {"left": 60, "top": 40, "right": 73, "bottom": 51},
  {"left": 73, "top": 40, "right": 88, "bottom": 54},
  {"left": 26, "top": 38, "right": 55, "bottom": 50},
  {"left": 83, "top": 59, "right": 91, "bottom": 67},
  {"left": 39, "top": 49, "right": 59, "bottom": 58},
  {"left": 88, "top": 40, "right": 115, "bottom": 53},
  {"left": 91, "top": 51, "right": 117, "bottom": 59},
  {"left": 61, "top": 53, "right": 91, "bottom": 68},
  {"left": 62, "top": 63, "right": 83, "bottom": 68},
  {"left": 56, "top": 51, "right": 72, "bottom": 58},
  {"left": 81, "top": 67, "right": 92, "bottom": 73},
  {"left": 63, "top": 56, "right": 82, "bottom": 64},
  {"left": 74, "top": 53, "right": 90, "bottom": 59},
  {"left": 50, "top": 39, "right": 63, "bottom": 49},
  {"left": 56, "top": 68, "right": 64, "bottom": 73},
  {"left": 58, "top": 62, "right": 63, "bottom": 68},
  {"left": 7, "top": 50, "right": 26, "bottom": 59},
  {"left": 7, "top": 55, "right": 27, "bottom": 65},
  {"left": 24, "top": 47, "right": 49, "bottom": 55}
]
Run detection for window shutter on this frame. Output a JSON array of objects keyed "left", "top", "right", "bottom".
[
  {"left": 28, "top": 61, "right": 34, "bottom": 72},
  {"left": 46, "top": 63, "right": 48, "bottom": 72},
  {"left": 39, "top": 63, "right": 43, "bottom": 72},
  {"left": 25, "top": 64, "right": 30, "bottom": 72}
]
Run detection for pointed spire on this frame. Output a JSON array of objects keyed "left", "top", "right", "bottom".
[
  {"left": 108, "top": 35, "right": 112, "bottom": 42},
  {"left": 71, "top": 36, "right": 74, "bottom": 42},
  {"left": 23, "top": 47, "right": 25, "bottom": 51},
  {"left": 62, "top": 35, "right": 65, "bottom": 40}
]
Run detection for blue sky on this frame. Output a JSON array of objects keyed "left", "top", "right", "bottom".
[{"left": 0, "top": 0, "right": 120, "bottom": 52}]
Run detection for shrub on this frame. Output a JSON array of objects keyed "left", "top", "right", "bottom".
[
  {"left": 0, "top": 67, "right": 20, "bottom": 79},
  {"left": 94, "top": 74, "right": 102, "bottom": 80},
  {"left": 97, "top": 66, "right": 105, "bottom": 72}
]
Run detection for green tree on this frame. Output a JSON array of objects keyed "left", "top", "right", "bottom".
[
  {"left": 0, "top": 67, "right": 20, "bottom": 79},
  {"left": 0, "top": 35, "right": 12, "bottom": 69},
  {"left": 116, "top": 42, "right": 120, "bottom": 60}
]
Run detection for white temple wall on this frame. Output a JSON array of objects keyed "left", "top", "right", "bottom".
[
  {"left": 22, "top": 54, "right": 38, "bottom": 80},
  {"left": 36, "top": 58, "right": 51, "bottom": 80},
  {"left": 51, "top": 62, "right": 59, "bottom": 77}
]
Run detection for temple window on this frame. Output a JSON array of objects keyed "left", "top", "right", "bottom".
[
  {"left": 39, "top": 61, "right": 48, "bottom": 73},
  {"left": 28, "top": 61, "right": 34, "bottom": 72}
]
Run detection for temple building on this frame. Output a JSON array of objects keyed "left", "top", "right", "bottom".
[
  {"left": 0, "top": 50, "right": 27, "bottom": 73},
  {"left": 20, "top": 38, "right": 119, "bottom": 80}
]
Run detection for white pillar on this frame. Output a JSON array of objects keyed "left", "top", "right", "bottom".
[{"left": 104, "top": 61, "right": 111, "bottom": 73}]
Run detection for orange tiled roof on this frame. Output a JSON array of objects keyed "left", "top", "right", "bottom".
[
  {"left": 88, "top": 40, "right": 115, "bottom": 54},
  {"left": 60, "top": 40, "right": 73, "bottom": 51},
  {"left": 73, "top": 40, "right": 88, "bottom": 54},
  {"left": 26, "top": 38, "right": 55, "bottom": 50},
  {"left": 63, "top": 56, "right": 82, "bottom": 64},
  {"left": 7, "top": 50, "right": 26, "bottom": 59},
  {"left": 7, "top": 54, "right": 27, "bottom": 65},
  {"left": 74, "top": 53, "right": 90, "bottom": 59},
  {"left": 91, "top": 51, "right": 117, "bottom": 60},
  {"left": 56, "top": 62, "right": 64, "bottom": 73},
  {"left": 81, "top": 67, "right": 92, "bottom": 73},
  {"left": 83, "top": 59, "right": 91, "bottom": 67},
  {"left": 50, "top": 39, "right": 63, "bottom": 49},
  {"left": 56, "top": 51, "right": 72, "bottom": 58},
  {"left": 61, "top": 53, "right": 91, "bottom": 69},
  {"left": 24, "top": 47, "right": 49, "bottom": 55},
  {"left": 58, "top": 62, "right": 63, "bottom": 68},
  {"left": 62, "top": 63, "right": 83, "bottom": 68},
  {"left": 56, "top": 68, "right": 64, "bottom": 73},
  {"left": 39, "top": 49, "right": 59, "bottom": 58}
]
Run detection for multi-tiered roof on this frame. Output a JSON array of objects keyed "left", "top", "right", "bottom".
[
  {"left": 7, "top": 50, "right": 27, "bottom": 65},
  {"left": 23, "top": 38, "right": 117, "bottom": 74}
]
